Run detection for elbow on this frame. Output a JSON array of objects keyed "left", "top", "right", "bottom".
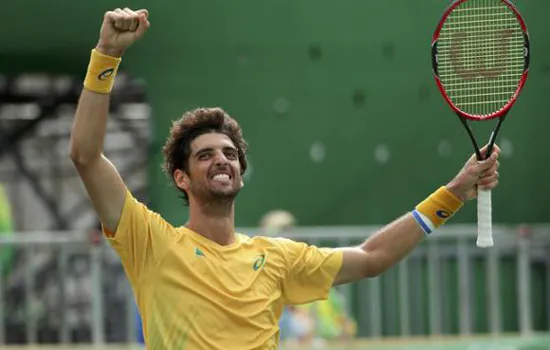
[
  {"left": 365, "top": 252, "right": 403, "bottom": 277},
  {"left": 361, "top": 248, "right": 391, "bottom": 278},
  {"left": 364, "top": 264, "right": 385, "bottom": 278},
  {"left": 69, "top": 143, "right": 101, "bottom": 167},
  {"left": 69, "top": 146, "right": 86, "bottom": 166},
  {"left": 366, "top": 265, "right": 388, "bottom": 278},
  {"left": 69, "top": 145, "right": 80, "bottom": 164}
]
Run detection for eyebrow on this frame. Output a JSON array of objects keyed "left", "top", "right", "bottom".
[{"left": 193, "top": 146, "right": 237, "bottom": 157}]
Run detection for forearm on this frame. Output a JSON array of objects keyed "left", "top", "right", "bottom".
[
  {"left": 335, "top": 187, "right": 465, "bottom": 284},
  {"left": 70, "top": 48, "right": 121, "bottom": 164},
  {"left": 359, "top": 213, "right": 424, "bottom": 275},
  {"left": 70, "top": 89, "right": 110, "bottom": 164},
  {"left": 360, "top": 186, "right": 463, "bottom": 275}
]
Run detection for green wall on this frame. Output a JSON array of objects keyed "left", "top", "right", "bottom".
[
  {"left": 1, "top": 0, "right": 548, "bottom": 227},
  {"left": 2, "top": 0, "right": 548, "bottom": 339}
]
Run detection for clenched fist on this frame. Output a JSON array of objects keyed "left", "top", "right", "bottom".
[{"left": 96, "top": 8, "right": 150, "bottom": 58}]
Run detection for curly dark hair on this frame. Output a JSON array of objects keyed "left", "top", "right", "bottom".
[{"left": 162, "top": 107, "right": 248, "bottom": 205}]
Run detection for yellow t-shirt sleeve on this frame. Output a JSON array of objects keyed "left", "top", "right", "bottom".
[
  {"left": 278, "top": 238, "right": 344, "bottom": 305},
  {"left": 102, "top": 189, "right": 180, "bottom": 285}
]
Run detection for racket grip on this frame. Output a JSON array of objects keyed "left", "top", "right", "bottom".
[{"left": 477, "top": 189, "right": 493, "bottom": 248}]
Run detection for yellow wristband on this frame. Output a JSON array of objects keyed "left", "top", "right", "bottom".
[
  {"left": 83, "top": 49, "right": 122, "bottom": 94},
  {"left": 415, "top": 186, "right": 464, "bottom": 228}
]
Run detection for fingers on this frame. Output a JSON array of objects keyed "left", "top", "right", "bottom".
[
  {"left": 461, "top": 151, "right": 498, "bottom": 188},
  {"left": 104, "top": 11, "right": 118, "bottom": 25},
  {"left": 477, "top": 156, "right": 500, "bottom": 190},
  {"left": 480, "top": 159, "right": 499, "bottom": 177},
  {"left": 479, "top": 143, "right": 501, "bottom": 160},
  {"left": 478, "top": 171, "right": 499, "bottom": 190},
  {"left": 467, "top": 144, "right": 501, "bottom": 164},
  {"left": 122, "top": 8, "right": 140, "bottom": 31},
  {"left": 453, "top": 144, "right": 502, "bottom": 198},
  {"left": 135, "top": 11, "right": 151, "bottom": 35},
  {"left": 106, "top": 8, "right": 145, "bottom": 32},
  {"left": 136, "top": 9, "right": 149, "bottom": 19},
  {"left": 474, "top": 151, "right": 498, "bottom": 173},
  {"left": 113, "top": 8, "right": 129, "bottom": 30}
]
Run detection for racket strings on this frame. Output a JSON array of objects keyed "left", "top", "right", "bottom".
[{"left": 437, "top": 0, "right": 525, "bottom": 118}]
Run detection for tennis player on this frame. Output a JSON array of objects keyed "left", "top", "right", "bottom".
[{"left": 70, "top": 8, "right": 500, "bottom": 350}]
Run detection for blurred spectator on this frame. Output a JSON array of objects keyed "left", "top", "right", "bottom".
[
  {"left": 311, "top": 288, "right": 357, "bottom": 341},
  {"left": 135, "top": 300, "right": 145, "bottom": 345},
  {"left": 283, "top": 304, "right": 317, "bottom": 347},
  {"left": 0, "top": 183, "right": 15, "bottom": 276},
  {"left": 259, "top": 209, "right": 296, "bottom": 236},
  {"left": 284, "top": 288, "right": 356, "bottom": 348},
  {"left": 258, "top": 210, "right": 357, "bottom": 347}
]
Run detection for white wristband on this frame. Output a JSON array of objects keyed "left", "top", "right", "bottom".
[{"left": 412, "top": 209, "right": 436, "bottom": 235}]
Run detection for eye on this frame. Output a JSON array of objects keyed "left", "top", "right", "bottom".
[
  {"left": 224, "top": 149, "right": 238, "bottom": 160},
  {"left": 198, "top": 152, "right": 210, "bottom": 160}
]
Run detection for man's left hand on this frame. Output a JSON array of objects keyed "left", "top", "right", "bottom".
[{"left": 446, "top": 144, "right": 501, "bottom": 202}]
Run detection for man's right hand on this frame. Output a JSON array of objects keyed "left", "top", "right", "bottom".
[{"left": 96, "top": 8, "right": 150, "bottom": 58}]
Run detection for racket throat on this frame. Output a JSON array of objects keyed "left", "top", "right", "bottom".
[
  {"left": 458, "top": 115, "right": 483, "bottom": 160},
  {"left": 458, "top": 114, "right": 505, "bottom": 161},
  {"left": 485, "top": 117, "right": 505, "bottom": 159}
]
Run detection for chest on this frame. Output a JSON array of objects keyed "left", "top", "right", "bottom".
[
  {"left": 140, "top": 240, "right": 288, "bottom": 341},
  {"left": 159, "top": 241, "right": 285, "bottom": 300}
]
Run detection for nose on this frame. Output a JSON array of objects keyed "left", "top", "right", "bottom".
[{"left": 213, "top": 150, "right": 229, "bottom": 166}]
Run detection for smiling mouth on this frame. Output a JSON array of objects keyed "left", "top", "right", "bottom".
[{"left": 211, "top": 173, "right": 231, "bottom": 182}]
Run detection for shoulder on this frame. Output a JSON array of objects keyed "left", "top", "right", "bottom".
[
  {"left": 120, "top": 190, "right": 179, "bottom": 239},
  {"left": 236, "top": 235, "right": 296, "bottom": 274},
  {"left": 236, "top": 234, "right": 300, "bottom": 257},
  {"left": 237, "top": 234, "right": 301, "bottom": 249},
  {"left": 238, "top": 235, "right": 310, "bottom": 263}
]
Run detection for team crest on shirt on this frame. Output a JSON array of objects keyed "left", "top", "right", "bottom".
[{"left": 252, "top": 254, "right": 266, "bottom": 271}]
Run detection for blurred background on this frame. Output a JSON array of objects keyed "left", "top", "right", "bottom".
[{"left": 0, "top": 0, "right": 549, "bottom": 349}]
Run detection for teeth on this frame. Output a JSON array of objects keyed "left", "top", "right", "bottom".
[{"left": 212, "top": 174, "right": 230, "bottom": 181}]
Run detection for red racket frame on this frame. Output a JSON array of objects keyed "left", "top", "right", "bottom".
[{"left": 431, "top": 0, "right": 530, "bottom": 159}]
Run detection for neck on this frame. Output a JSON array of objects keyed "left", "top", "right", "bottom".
[{"left": 186, "top": 197, "right": 236, "bottom": 246}]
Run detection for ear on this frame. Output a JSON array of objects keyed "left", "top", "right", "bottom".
[{"left": 174, "top": 169, "right": 190, "bottom": 192}]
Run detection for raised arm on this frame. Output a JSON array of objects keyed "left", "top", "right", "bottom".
[
  {"left": 70, "top": 8, "right": 150, "bottom": 233},
  {"left": 334, "top": 145, "right": 500, "bottom": 285}
]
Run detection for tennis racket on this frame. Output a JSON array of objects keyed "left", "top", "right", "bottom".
[{"left": 431, "top": 0, "right": 530, "bottom": 248}]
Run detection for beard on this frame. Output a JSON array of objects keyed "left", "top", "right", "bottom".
[
  {"left": 206, "top": 185, "right": 241, "bottom": 202},
  {"left": 189, "top": 179, "right": 242, "bottom": 206}
]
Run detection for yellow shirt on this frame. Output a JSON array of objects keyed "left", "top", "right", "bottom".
[{"left": 103, "top": 190, "right": 343, "bottom": 350}]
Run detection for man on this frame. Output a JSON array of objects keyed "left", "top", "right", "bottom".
[{"left": 70, "top": 8, "right": 500, "bottom": 350}]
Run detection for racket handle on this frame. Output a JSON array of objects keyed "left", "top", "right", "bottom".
[{"left": 477, "top": 189, "right": 493, "bottom": 248}]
